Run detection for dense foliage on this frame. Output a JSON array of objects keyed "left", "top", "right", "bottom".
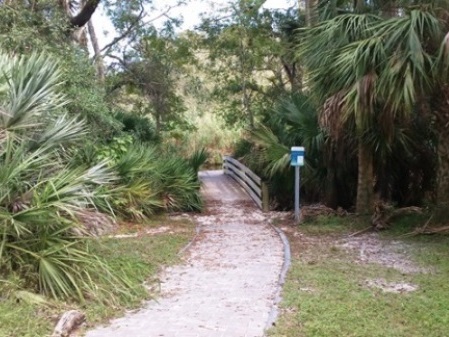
[
  {"left": 230, "top": 0, "right": 449, "bottom": 214},
  {"left": 0, "top": 51, "right": 202, "bottom": 300}
]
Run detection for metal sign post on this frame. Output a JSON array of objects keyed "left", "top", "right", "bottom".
[{"left": 291, "top": 147, "right": 305, "bottom": 222}]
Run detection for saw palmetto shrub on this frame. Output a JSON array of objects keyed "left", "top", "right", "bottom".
[
  {"left": 105, "top": 144, "right": 202, "bottom": 220},
  {"left": 0, "top": 53, "right": 134, "bottom": 302}
]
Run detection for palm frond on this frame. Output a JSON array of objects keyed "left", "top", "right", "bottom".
[
  {"left": 0, "top": 53, "right": 68, "bottom": 133},
  {"left": 188, "top": 147, "right": 209, "bottom": 174},
  {"left": 299, "top": 15, "right": 382, "bottom": 102},
  {"left": 376, "top": 10, "right": 441, "bottom": 113},
  {"left": 249, "top": 124, "right": 290, "bottom": 177},
  {"left": 435, "top": 31, "right": 449, "bottom": 77},
  {"left": 32, "top": 114, "right": 87, "bottom": 150}
]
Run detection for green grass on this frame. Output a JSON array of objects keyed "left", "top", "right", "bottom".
[
  {"left": 269, "top": 216, "right": 449, "bottom": 337},
  {"left": 0, "top": 297, "right": 54, "bottom": 337},
  {"left": 0, "top": 216, "right": 195, "bottom": 337}
]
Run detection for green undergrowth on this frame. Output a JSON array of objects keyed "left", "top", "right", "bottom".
[
  {"left": 0, "top": 216, "right": 195, "bottom": 337},
  {"left": 269, "top": 215, "right": 449, "bottom": 337}
]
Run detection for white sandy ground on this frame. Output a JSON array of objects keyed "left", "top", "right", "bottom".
[
  {"left": 340, "top": 233, "right": 425, "bottom": 293},
  {"left": 85, "top": 170, "right": 285, "bottom": 337},
  {"left": 278, "top": 220, "right": 424, "bottom": 294}
]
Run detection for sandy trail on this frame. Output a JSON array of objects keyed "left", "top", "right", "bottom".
[{"left": 86, "top": 170, "right": 285, "bottom": 337}]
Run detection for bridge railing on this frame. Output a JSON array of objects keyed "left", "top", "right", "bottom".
[{"left": 223, "top": 156, "right": 269, "bottom": 212}]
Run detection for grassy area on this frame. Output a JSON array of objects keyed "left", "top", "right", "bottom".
[
  {"left": 0, "top": 216, "right": 195, "bottom": 337},
  {"left": 268, "top": 215, "right": 449, "bottom": 337}
]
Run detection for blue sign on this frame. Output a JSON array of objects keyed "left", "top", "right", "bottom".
[{"left": 291, "top": 146, "right": 305, "bottom": 166}]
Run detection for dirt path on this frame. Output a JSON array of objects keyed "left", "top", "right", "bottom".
[{"left": 86, "top": 170, "right": 285, "bottom": 337}]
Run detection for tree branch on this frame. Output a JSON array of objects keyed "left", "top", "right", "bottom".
[
  {"left": 98, "top": 5, "right": 176, "bottom": 57},
  {"left": 97, "top": 4, "right": 146, "bottom": 56},
  {"left": 70, "top": 0, "right": 101, "bottom": 28},
  {"left": 106, "top": 54, "right": 128, "bottom": 68}
]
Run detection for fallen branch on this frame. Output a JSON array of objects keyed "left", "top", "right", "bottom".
[
  {"left": 401, "top": 215, "right": 449, "bottom": 236},
  {"left": 348, "top": 226, "right": 373, "bottom": 237},
  {"left": 371, "top": 202, "right": 422, "bottom": 230},
  {"left": 388, "top": 206, "right": 423, "bottom": 221},
  {"left": 298, "top": 204, "right": 345, "bottom": 223},
  {"left": 417, "top": 225, "right": 449, "bottom": 234},
  {"left": 398, "top": 215, "right": 432, "bottom": 237}
]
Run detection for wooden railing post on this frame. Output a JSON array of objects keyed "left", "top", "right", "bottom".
[
  {"left": 262, "top": 182, "right": 269, "bottom": 212},
  {"left": 223, "top": 156, "right": 228, "bottom": 174}
]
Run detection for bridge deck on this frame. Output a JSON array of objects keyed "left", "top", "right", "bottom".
[{"left": 199, "top": 169, "right": 251, "bottom": 203}]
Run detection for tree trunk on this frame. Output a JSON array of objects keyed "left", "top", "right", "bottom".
[
  {"left": 242, "top": 81, "right": 253, "bottom": 128},
  {"left": 435, "top": 112, "right": 449, "bottom": 205},
  {"left": 71, "top": 27, "right": 88, "bottom": 48},
  {"left": 325, "top": 168, "right": 338, "bottom": 209},
  {"left": 239, "top": 34, "right": 254, "bottom": 128},
  {"left": 58, "top": 0, "right": 100, "bottom": 45},
  {"left": 282, "top": 61, "right": 301, "bottom": 92},
  {"left": 153, "top": 96, "right": 162, "bottom": 135},
  {"left": 58, "top": 0, "right": 101, "bottom": 28},
  {"left": 356, "top": 141, "right": 374, "bottom": 214},
  {"left": 87, "top": 19, "right": 105, "bottom": 81},
  {"left": 431, "top": 87, "right": 449, "bottom": 205},
  {"left": 436, "top": 139, "right": 449, "bottom": 205},
  {"left": 305, "top": 0, "right": 317, "bottom": 26},
  {"left": 324, "top": 144, "right": 338, "bottom": 208},
  {"left": 354, "top": 0, "right": 365, "bottom": 12}
]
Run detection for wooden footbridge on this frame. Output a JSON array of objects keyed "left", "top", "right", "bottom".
[{"left": 222, "top": 156, "right": 269, "bottom": 211}]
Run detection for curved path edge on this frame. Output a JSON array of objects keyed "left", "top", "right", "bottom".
[
  {"left": 176, "top": 215, "right": 201, "bottom": 256},
  {"left": 265, "top": 225, "right": 291, "bottom": 331}
]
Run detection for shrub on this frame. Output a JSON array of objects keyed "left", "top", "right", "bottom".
[
  {"left": 0, "top": 53, "right": 131, "bottom": 302},
  {"left": 106, "top": 144, "right": 202, "bottom": 220}
]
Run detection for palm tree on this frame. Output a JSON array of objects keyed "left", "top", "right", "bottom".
[
  {"left": 299, "top": 13, "right": 382, "bottom": 213},
  {"left": 298, "top": 1, "right": 449, "bottom": 213}
]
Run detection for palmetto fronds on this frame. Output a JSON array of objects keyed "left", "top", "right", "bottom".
[
  {"left": 247, "top": 93, "right": 330, "bottom": 205},
  {"left": 0, "top": 52, "right": 129, "bottom": 301},
  {"left": 302, "top": 7, "right": 448, "bottom": 130},
  {"left": 0, "top": 53, "right": 67, "bottom": 133},
  {"left": 249, "top": 124, "right": 290, "bottom": 178},
  {"left": 106, "top": 143, "right": 202, "bottom": 220},
  {"left": 188, "top": 147, "right": 209, "bottom": 174}
]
